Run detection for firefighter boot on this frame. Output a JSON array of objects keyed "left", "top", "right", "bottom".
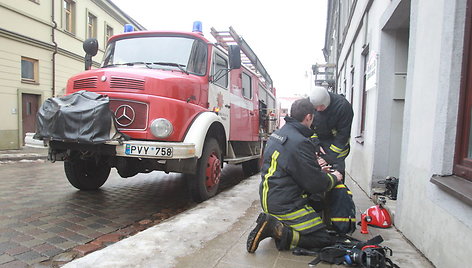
[{"left": 247, "top": 212, "right": 286, "bottom": 253}]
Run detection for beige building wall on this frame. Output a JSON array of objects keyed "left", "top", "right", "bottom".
[{"left": 0, "top": 0, "right": 144, "bottom": 149}]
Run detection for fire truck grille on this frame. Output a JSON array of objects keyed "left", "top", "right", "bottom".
[
  {"left": 110, "top": 77, "right": 145, "bottom": 90},
  {"left": 109, "top": 99, "right": 148, "bottom": 130},
  {"left": 73, "top": 77, "right": 98, "bottom": 89}
]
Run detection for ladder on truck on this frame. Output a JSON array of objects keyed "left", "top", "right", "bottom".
[{"left": 210, "top": 27, "right": 273, "bottom": 89}]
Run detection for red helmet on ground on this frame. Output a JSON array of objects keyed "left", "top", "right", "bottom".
[{"left": 365, "top": 204, "right": 392, "bottom": 228}]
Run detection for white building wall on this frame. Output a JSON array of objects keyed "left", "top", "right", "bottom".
[
  {"left": 342, "top": 0, "right": 393, "bottom": 193},
  {"left": 396, "top": 0, "right": 471, "bottom": 266},
  {"left": 327, "top": 0, "right": 471, "bottom": 267}
]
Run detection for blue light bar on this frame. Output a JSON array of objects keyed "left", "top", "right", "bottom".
[
  {"left": 124, "top": 24, "right": 134, "bottom": 33},
  {"left": 192, "top": 21, "right": 202, "bottom": 33}
]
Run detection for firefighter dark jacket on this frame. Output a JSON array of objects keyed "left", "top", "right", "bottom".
[
  {"left": 312, "top": 92, "right": 354, "bottom": 164},
  {"left": 259, "top": 116, "right": 337, "bottom": 234}
]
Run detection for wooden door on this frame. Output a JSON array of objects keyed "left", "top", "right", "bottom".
[{"left": 22, "top": 94, "right": 40, "bottom": 145}]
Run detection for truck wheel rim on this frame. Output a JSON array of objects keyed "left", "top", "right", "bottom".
[{"left": 205, "top": 152, "right": 221, "bottom": 189}]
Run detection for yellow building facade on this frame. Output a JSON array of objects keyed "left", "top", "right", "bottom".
[{"left": 0, "top": 0, "right": 144, "bottom": 149}]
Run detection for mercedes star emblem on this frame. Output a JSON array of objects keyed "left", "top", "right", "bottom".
[{"left": 114, "top": 105, "right": 136, "bottom": 127}]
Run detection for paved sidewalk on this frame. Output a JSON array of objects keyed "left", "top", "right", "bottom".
[
  {"left": 175, "top": 177, "right": 434, "bottom": 268},
  {"left": 62, "top": 173, "right": 434, "bottom": 268},
  {"left": 0, "top": 146, "right": 48, "bottom": 162}
]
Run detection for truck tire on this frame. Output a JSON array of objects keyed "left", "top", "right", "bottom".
[
  {"left": 64, "top": 153, "right": 111, "bottom": 190},
  {"left": 242, "top": 158, "right": 261, "bottom": 177},
  {"left": 188, "top": 138, "right": 222, "bottom": 203}
]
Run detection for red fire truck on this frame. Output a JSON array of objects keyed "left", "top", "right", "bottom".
[{"left": 28, "top": 24, "right": 278, "bottom": 202}]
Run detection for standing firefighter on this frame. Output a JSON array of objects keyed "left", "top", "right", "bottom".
[
  {"left": 309, "top": 86, "right": 354, "bottom": 179},
  {"left": 246, "top": 98, "right": 345, "bottom": 252}
]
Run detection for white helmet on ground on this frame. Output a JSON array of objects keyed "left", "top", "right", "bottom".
[{"left": 309, "top": 86, "right": 331, "bottom": 108}]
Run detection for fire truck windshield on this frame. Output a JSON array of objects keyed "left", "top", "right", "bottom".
[{"left": 101, "top": 36, "right": 207, "bottom": 75}]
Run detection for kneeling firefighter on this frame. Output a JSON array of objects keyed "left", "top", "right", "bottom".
[{"left": 247, "top": 98, "right": 347, "bottom": 252}]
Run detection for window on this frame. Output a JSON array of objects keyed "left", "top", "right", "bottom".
[
  {"left": 63, "top": 0, "right": 75, "bottom": 33},
  {"left": 21, "top": 57, "right": 39, "bottom": 84},
  {"left": 359, "top": 48, "right": 369, "bottom": 138},
  {"left": 105, "top": 24, "right": 113, "bottom": 44},
  {"left": 259, "top": 84, "right": 267, "bottom": 104},
  {"left": 87, "top": 12, "right": 97, "bottom": 39},
  {"left": 454, "top": 2, "right": 472, "bottom": 182},
  {"left": 187, "top": 40, "right": 207, "bottom": 75},
  {"left": 242, "top": 72, "right": 252, "bottom": 99},
  {"left": 211, "top": 53, "right": 228, "bottom": 88},
  {"left": 349, "top": 68, "right": 355, "bottom": 104}
]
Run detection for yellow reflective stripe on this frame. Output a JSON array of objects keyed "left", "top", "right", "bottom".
[
  {"left": 329, "top": 144, "right": 343, "bottom": 153},
  {"left": 337, "top": 148, "right": 349, "bottom": 158},
  {"left": 272, "top": 207, "right": 315, "bottom": 221},
  {"left": 331, "top": 218, "right": 356, "bottom": 223},
  {"left": 311, "top": 134, "right": 318, "bottom": 138},
  {"left": 327, "top": 173, "right": 335, "bottom": 189},
  {"left": 290, "top": 230, "right": 300, "bottom": 249},
  {"left": 291, "top": 217, "right": 323, "bottom": 231},
  {"left": 334, "top": 184, "right": 346, "bottom": 189},
  {"left": 262, "top": 150, "right": 280, "bottom": 212},
  {"left": 347, "top": 191, "right": 352, "bottom": 195}
]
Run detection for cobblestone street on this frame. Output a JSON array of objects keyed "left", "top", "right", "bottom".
[{"left": 0, "top": 161, "right": 195, "bottom": 267}]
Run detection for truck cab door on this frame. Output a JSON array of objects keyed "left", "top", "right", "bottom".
[{"left": 209, "top": 50, "right": 231, "bottom": 138}]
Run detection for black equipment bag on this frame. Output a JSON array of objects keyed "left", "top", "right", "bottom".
[
  {"left": 325, "top": 184, "right": 356, "bottom": 234},
  {"left": 308, "top": 235, "right": 400, "bottom": 268},
  {"left": 34, "top": 90, "right": 124, "bottom": 144},
  {"left": 378, "top": 176, "right": 399, "bottom": 200}
]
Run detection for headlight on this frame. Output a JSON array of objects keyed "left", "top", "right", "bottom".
[{"left": 150, "top": 118, "right": 173, "bottom": 138}]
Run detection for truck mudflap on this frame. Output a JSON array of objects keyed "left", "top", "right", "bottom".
[{"left": 34, "top": 90, "right": 127, "bottom": 144}]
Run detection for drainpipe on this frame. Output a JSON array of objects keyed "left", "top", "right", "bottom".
[
  {"left": 51, "top": 0, "right": 58, "bottom": 97},
  {"left": 334, "top": 0, "right": 341, "bottom": 93}
]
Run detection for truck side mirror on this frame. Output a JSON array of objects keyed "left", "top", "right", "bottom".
[
  {"left": 228, "top": 45, "right": 241, "bottom": 69},
  {"left": 83, "top": 38, "right": 98, "bottom": 70}
]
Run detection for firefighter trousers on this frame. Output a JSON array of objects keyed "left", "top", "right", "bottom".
[{"left": 275, "top": 226, "right": 345, "bottom": 250}]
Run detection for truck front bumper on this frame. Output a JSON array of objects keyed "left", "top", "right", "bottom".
[
  {"left": 25, "top": 133, "right": 197, "bottom": 160},
  {"left": 106, "top": 140, "right": 196, "bottom": 159}
]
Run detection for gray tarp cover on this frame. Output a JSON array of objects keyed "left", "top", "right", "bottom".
[{"left": 34, "top": 90, "right": 123, "bottom": 144}]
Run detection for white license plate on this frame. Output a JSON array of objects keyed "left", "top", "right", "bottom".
[{"left": 125, "top": 144, "right": 173, "bottom": 157}]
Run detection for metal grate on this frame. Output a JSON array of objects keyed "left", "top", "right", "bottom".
[
  {"left": 110, "top": 77, "right": 145, "bottom": 90},
  {"left": 73, "top": 77, "right": 98, "bottom": 89},
  {"left": 109, "top": 99, "right": 148, "bottom": 131}
]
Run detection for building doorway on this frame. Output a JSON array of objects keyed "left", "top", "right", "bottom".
[
  {"left": 373, "top": 0, "right": 411, "bottom": 182},
  {"left": 21, "top": 93, "right": 40, "bottom": 145}
]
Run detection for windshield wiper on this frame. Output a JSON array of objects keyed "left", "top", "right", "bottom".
[
  {"left": 102, "top": 62, "right": 152, "bottom": 69},
  {"left": 152, "top": 62, "right": 189, "bottom": 74}
]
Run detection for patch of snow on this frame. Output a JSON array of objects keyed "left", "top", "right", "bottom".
[{"left": 64, "top": 174, "right": 260, "bottom": 268}]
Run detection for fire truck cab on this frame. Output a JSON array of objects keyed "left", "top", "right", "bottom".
[{"left": 27, "top": 24, "right": 278, "bottom": 202}]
